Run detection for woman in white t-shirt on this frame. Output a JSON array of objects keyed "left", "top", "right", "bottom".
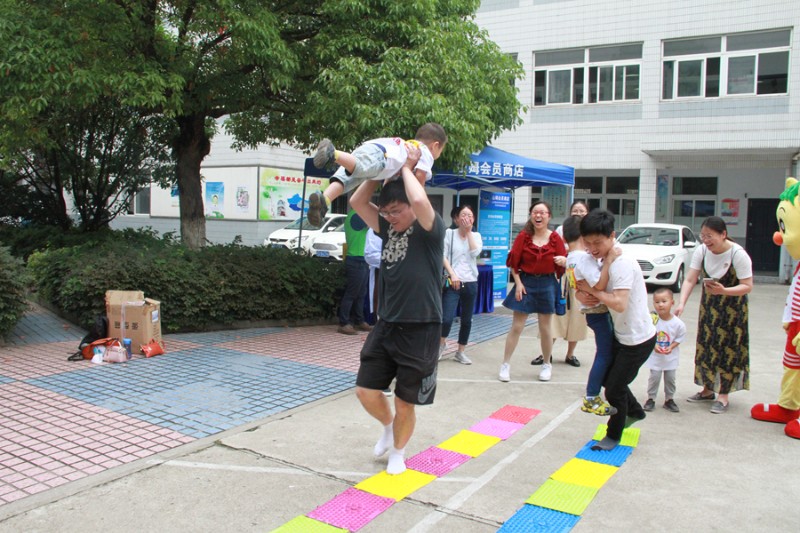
[
  {"left": 439, "top": 205, "right": 483, "bottom": 365},
  {"left": 675, "top": 216, "right": 753, "bottom": 415},
  {"left": 554, "top": 200, "right": 589, "bottom": 239}
]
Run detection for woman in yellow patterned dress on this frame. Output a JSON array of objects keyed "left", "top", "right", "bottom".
[{"left": 675, "top": 216, "right": 753, "bottom": 414}]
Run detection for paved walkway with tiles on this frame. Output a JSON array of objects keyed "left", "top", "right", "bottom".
[
  {"left": 1, "top": 286, "right": 797, "bottom": 532},
  {"left": 0, "top": 302, "right": 528, "bottom": 508}
]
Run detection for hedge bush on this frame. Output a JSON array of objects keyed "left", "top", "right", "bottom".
[
  {"left": 0, "top": 246, "right": 29, "bottom": 339},
  {"left": 27, "top": 230, "right": 344, "bottom": 332},
  {"left": 0, "top": 224, "right": 122, "bottom": 262}
]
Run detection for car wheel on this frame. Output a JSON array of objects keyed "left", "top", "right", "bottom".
[{"left": 671, "top": 266, "right": 684, "bottom": 292}]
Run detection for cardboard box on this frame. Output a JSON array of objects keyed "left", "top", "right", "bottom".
[{"left": 105, "top": 290, "right": 162, "bottom": 353}]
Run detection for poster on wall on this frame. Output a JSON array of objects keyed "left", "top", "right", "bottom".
[
  {"left": 543, "top": 186, "right": 568, "bottom": 220},
  {"left": 236, "top": 186, "right": 250, "bottom": 214},
  {"left": 150, "top": 167, "right": 258, "bottom": 219},
  {"left": 656, "top": 175, "right": 669, "bottom": 220},
  {"left": 170, "top": 184, "right": 180, "bottom": 208},
  {"left": 205, "top": 182, "right": 225, "bottom": 219},
  {"left": 479, "top": 190, "right": 511, "bottom": 300},
  {"left": 721, "top": 198, "right": 740, "bottom": 226},
  {"left": 258, "top": 167, "right": 329, "bottom": 221}
]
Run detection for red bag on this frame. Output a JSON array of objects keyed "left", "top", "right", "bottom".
[
  {"left": 141, "top": 339, "right": 165, "bottom": 358},
  {"left": 73, "top": 338, "right": 117, "bottom": 361}
]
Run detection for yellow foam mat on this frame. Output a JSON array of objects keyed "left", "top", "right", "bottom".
[
  {"left": 270, "top": 515, "right": 347, "bottom": 532},
  {"left": 355, "top": 469, "right": 436, "bottom": 501},
  {"left": 436, "top": 430, "right": 502, "bottom": 457},
  {"left": 550, "top": 458, "right": 619, "bottom": 489},
  {"left": 591, "top": 424, "right": 640, "bottom": 448},
  {"left": 525, "top": 478, "right": 599, "bottom": 516}
]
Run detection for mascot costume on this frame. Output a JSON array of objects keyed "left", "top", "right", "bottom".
[{"left": 751, "top": 177, "right": 800, "bottom": 439}]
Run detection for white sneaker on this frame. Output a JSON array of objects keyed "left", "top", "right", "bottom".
[
  {"left": 454, "top": 351, "right": 472, "bottom": 365},
  {"left": 539, "top": 363, "right": 552, "bottom": 382},
  {"left": 499, "top": 363, "right": 510, "bottom": 382}
]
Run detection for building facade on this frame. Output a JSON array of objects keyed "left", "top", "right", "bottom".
[{"left": 477, "top": 0, "right": 800, "bottom": 275}]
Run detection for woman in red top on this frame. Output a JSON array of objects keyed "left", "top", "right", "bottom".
[{"left": 499, "top": 201, "right": 566, "bottom": 383}]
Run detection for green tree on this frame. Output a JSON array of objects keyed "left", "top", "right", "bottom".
[
  {"left": 3, "top": 99, "right": 173, "bottom": 231},
  {"left": 0, "top": 0, "right": 523, "bottom": 249}
]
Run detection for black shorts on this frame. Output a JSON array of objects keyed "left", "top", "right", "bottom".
[{"left": 356, "top": 320, "right": 440, "bottom": 406}]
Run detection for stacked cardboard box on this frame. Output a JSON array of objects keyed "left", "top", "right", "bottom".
[{"left": 105, "top": 290, "right": 162, "bottom": 354}]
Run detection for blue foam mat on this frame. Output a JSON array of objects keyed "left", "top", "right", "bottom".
[
  {"left": 574, "top": 440, "right": 634, "bottom": 467},
  {"left": 498, "top": 504, "right": 580, "bottom": 532}
]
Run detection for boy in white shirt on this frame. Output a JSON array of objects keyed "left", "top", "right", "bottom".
[
  {"left": 576, "top": 209, "right": 657, "bottom": 451},
  {"left": 643, "top": 287, "right": 687, "bottom": 413},
  {"left": 307, "top": 123, "right": 448, "bottom": 226},
  {"left": 560, "top": 215, "right": 618, "bottom": 416}
]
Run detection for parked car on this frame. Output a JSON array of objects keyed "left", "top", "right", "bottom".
[
  {"left": 310, "top": 225, "right": 346, "bottom": 261},
  {"left": 264, "top": 214, "right": 346, "bottom": 255},
  {"left": 615, "top": 223, "right": 698, "bottom": 291}
]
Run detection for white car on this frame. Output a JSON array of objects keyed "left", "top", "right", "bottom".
[
  {"left": 310, "top": 225, "right": 346, "bottom": 260},
  {"left": 264, "top": 214, "right": 346, "bottom": 255},
  {"left": 615, "top": 223, "right": 698, "bottom": 291}
]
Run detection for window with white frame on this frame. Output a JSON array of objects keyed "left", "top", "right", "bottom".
[
  {"left": 662, "top": 29, "right": 790, "bottom": 100},
  {"left": 671, "top": 177, "right": 717, "bottom": 234},
  {"left": 126, "top": 186, "right": 151, "bottom": 215},
  {"left": 533, "top": 44, "right": 642, "bottom": 106}
]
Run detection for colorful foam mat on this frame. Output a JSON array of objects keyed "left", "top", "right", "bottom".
[
  {"left": 498, "top": 423, "right": 643, "bottom": 532},
  {"left": 270, "top": 404, "right": 540, "bottom": 532}
]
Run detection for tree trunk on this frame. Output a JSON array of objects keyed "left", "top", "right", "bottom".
[{"left": 174, "top": 114, "right": 211, "bottom": 249}]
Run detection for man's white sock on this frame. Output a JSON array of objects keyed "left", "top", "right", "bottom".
[
  {"left": 386, "top": 446, "right": 406, "bottom": 475},
  {"left": 373, "top": 422, "right": 393, "bottom": 457}
]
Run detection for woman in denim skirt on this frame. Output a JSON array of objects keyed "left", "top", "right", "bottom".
[{"left": 498, "top": 201, "right": 566, "bottom": 383}]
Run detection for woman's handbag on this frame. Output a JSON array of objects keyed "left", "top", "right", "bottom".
[
  {"left": 555, "top": 276, "right": 567, "bottom": 316},
  {"left": 442, "top": 229, "right": 455, "bottom": 290},
  {"left": 141, "top": 339, "right": 165, "bottom": 358},
  {"left": 103, "top": 340, "right": 128, "bottom": 363}
]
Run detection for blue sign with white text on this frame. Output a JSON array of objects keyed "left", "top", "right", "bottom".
[{"left": 478, "top": 190, "right": 512, "bottom": 300}]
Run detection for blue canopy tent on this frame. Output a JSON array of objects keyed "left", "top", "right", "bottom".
[
  {"left": 428, "top": 145, "right": 574, "bottom": 191},
  {"left": 430, "top": 146, "right": 574, "bottom": 306}
]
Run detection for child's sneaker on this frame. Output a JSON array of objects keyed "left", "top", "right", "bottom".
[
  {"left": 663, "top": 399, "right": 680, "bottom": 413},
  {"left": 306, "top": 191, "right": 328, "bottom": 227},
  {"left": 313, "top": 139, "right": 336, "bottom": 169},
  {"left": 643, "top": 398, "right": 656, "bottom": 412},
  {"left": 581, "top": 396, "right": 618, "bottom": 416}
]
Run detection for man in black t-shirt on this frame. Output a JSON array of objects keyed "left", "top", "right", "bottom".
[{"left": 349, "top": 142, "right": 445, "bottom": 475}]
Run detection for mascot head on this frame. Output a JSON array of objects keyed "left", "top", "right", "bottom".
[{"left": 776, "top": 177, "right": 800, "bottom": 259}]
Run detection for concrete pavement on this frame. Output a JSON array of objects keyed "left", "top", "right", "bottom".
[{"left": 1, "top": 284, "right": 798, "bottom": 532}]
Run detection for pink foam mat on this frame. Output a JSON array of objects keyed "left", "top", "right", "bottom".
[
  {"left": 307, "top": 487, "right": 395, "bottom": 531},
  {"left": 217, "top": 326, "right": 366, "bottom": 372},
  {"left": 489, "top": 405, "right": 541, "bottom": 424},
  {"left": 469, "top": 418, "right": 526, "bottom": 440},
  {"left": 405, "top": 446, "right": 472, "bottom": 477},
  {"left": 0, "top": 382, "right": 194, "bottom": 505}
]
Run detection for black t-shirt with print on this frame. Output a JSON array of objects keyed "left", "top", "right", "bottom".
[{"left": 378, "top": 213, "right": 445, "bottom": 323}]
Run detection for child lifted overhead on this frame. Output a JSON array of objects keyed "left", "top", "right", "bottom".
[{"left": 306, "top": 123, "right": 448, "bottom": 226}]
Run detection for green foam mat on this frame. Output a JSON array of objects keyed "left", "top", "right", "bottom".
[
  {"left": 591, "top": 424, "right": 640, "bottom": 447},
  {"left": 526, "top": 478, "right": 598, "bottom": 516}
]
